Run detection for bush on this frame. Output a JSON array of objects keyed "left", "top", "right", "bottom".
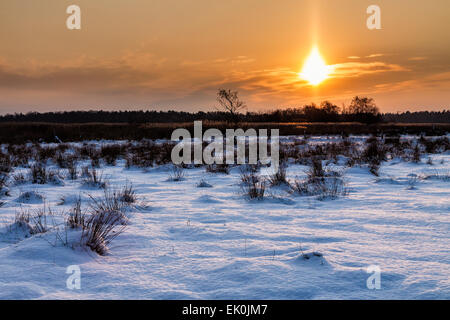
[
  {"left": 47, "top": 169, "right": 64, "bottom": 185},
  {"left": 307, "top": 158, "right": 325, "bottom": 179},
  {"left": 118, "top": 183, "right": 137, "bottom": 204},
  {"left": 82, "top": 168, "right": 107, "bottom": 189},
  {"left": 242, "top": 175, "right": 265, "bottom": 200},
  {"left": 14, "top": 211, "right": 32, "bottom": 232},
  {"left": 197, "top": 178, "right": 213, "bottom": 188},
  {"left": 89, "top": 189, "right": 129, "bottom": 225},
  {"left": 67, "top": 161, "right": 78, "bottom": 180},
  {"left": 291, "top": 176, "right": 348, "bottom": 200},
  {"left": 15, "top": 206, "right": 53, "bottom": 235},
  {"left": 17, "top": 190, "right": 44, "bottom": 203},
  {"left": 12, "top": 172, "right": 26, "bottom": 185},
  {"left": 0, "top": 173, "right": 9, "bottom": 196},
  {"left": 29, "top": 207, "right": 52, "bottom": 234},
  {"left": 30, "top": 163, "right": 47, "bottom": 184},
  {"left": 66, "top": 197, "right": 85, "bottom": 229},
  {"left": 101, "top": 144, "right": 123, "bottom": 166},
  {"left": 0, "top": 153, "right": 12, "bottom": 173},
  {"left": 80, "top": 209, "right": 126, "bottom": 256},
  {"left": 168, "top": 165, "right": 185, "bottom": 181},
  {"left": 412, "top": 144, "right": 422, "bottom": 163},
  {"left": 362, "top": 136, "right": 386, "bottom": 175},
  {"left": 65, "top": 192, "right": 128, "bottom": 255},
  {"left": 206, "top": 163, "right": 230, "bottom": 174},
  {"left": 268, "top": 163, "right": 288, "bottom": 186},
  {"left": 292, "top": 161, "right": 348, "bottom": 200}
]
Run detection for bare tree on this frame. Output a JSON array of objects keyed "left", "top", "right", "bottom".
[{"left": 216, "top": 89, "right": 246, "bottom": 124}]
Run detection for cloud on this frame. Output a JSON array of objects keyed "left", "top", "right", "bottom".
[
  {"left": 0, "top": 50, "right": 445, "bottom": 112},
  {"left": 408, "top": 56, "right": 427, "bottom": 61},
  {"left": 330, "top": 61, "right": 409, "bottom": 78}
]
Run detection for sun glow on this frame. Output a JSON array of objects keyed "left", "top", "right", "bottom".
[{"left": 300, "top": 46, "right": 331, "bottom": 86}]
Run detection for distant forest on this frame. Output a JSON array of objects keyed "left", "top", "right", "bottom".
[{"left": 0, "top": 109, "right": 449, "bottom": 124}]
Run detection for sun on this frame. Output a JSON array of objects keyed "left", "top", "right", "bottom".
[{"left": 299, "top": 46, "right": 331, "bottom": 86}]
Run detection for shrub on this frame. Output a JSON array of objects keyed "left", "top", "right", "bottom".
[
  {"left": 81, "top": 166, "right": 90, "bottom": 178},
  {"left": 421, "top": 171, "right": 450, "bottom": 182},
  {"left": 314, "top": 177, "right": 348, "bottom": 201},
  {"left": 290, "top": 179, "right": 310, "bottom": 196},
  {"left": 47, "top": 169, "right": 64, "bottom": 185},
  {"left": 307, "top": 158, "right": 325, "bottom": 180},
  {"left": 15, "top": 206, "right": 53, "bottom": 235},
  {"left": 242, "top": 175, "right": 265, "bottom": 200},
  {"left": 268, "top": 163, "right": 288, "bottom": 186},
  {"left": 81, "top": 190, "right": 129, "bottom": 255},
  {"left": 369, "top": 163, "right": 380, "bottom": 176},
  {"left": 292, "top": 162, "right": 348, "bottom": 200},
  {"left": 168, "top": 165, "right": 185, "bottom": 181},
  {"left": 67, "top": 161, "right": 78, "bottom": 180},
  {"left": 12, "top": 172, "right": 27, "bottom": 185},
  {"left": 239, "top": 163, "right": 260, "bottom": 174},
  {"left": 118, "top": 183, "right": 137, "bottom": 204},
  {"left": 291, "top": 176, "right": 347, "bottom": 200},
  {"left": 55, "top": 152, "right": 76, "bottom": 169},
  {"left": 65, "top": 193, "right": 128, "bottom": 256},
  {"left": 362, "top": 136, "right": 386, "bottom": 170},
  {"left": 80, "top": 209, "right": 126, "bottom": 255},
  {"left": 197, "top": 178, "right": 213, "bottom": 188},
  {"left": 407, "top": 176, "right": 419, "bottom": 190},
  {"left": 30, "top": 163, "right": 47, "bottom": 184},
  {"left": 66, "top": 197, "right": 85, "bottom": 229},
  {"left": 206, "top": 163, "right": 230, "bottom": 174},
  {"left": 101, "top": 144, "right": 123, "bottom": 166},
  {"left": 14, "top": 211, "right": 32, "bottom": 231},
  {"left": 89, "top": 189, "right": 128, "bottom": 225},
  {"left": 0, "top": 173, "right": 9, "bottom": 196},
  {"left": 82, "top": 168, "right": 107, "bottom": 189},
  {"left": 0, "top": 153, "right": 12, "bottom": 173},
  {"left": 91, "top": 155, "right": 100, "bottom": 168},
  {"left": 29, "top": 207, "right": 51, "bottom": 234},
  {"left": 412, "top": 144, "right": 422, "bottom": 163},
  {"left": 17, "top": 190, "right": 44, "bottom": 203}
]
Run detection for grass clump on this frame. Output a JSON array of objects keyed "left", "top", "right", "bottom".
[
  {"left": 206, "top": 163, "right": 230, "bottom": 174},
  {"left": 81, "top": 167, "right": 107, "bottom": 189},
  {"left": 168, "top": 165, "right": 185, "bottom": 182},
  {"left": 241, "top": 173, "right": 266, "bottom": 200},
  {"left": 268, "top": 163, "right": 288, "bottom": 186}
]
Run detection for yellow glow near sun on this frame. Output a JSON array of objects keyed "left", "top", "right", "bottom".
[{"left": 300, "top": 46, "right": 330, "bottom": 86}]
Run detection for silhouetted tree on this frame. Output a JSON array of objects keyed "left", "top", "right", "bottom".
[
  {"left": 216, "top": 89, "right": 246, "bottom": 124},
  {"left": 346, "top": 96, "right": 381, "bottom": 123},
  {"left": 320, "top": 101, "right": 340, "bottom": 121}
]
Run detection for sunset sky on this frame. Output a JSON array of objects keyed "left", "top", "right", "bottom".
[{"left": 0, "top": 0, "right": 449, "bottom": 114}]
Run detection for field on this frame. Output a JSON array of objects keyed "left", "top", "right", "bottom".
[
  {"left": 0, "top": 134, "right": 449, "bottom": 299},
  {"left": 0, "top": 121, "right": 449, "bottom": 144}
]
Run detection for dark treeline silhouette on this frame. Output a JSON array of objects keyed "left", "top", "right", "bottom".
[
  {"left": 383, "top": 110, "right": 450, "bottom": 123},
  {"left": 0, "top": 96, "right": 448, "bottom": 124},
  {"left": 1, "top": 108, "right": 449, "bottom": 124}
]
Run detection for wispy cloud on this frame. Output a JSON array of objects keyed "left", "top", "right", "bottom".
[
  {"left": 0, "top": 50, "right": 445, "bottom": 112},
  {"left": 366, "top": 53, "right": 385, "bottom": 58},
  {"left": 330, "top": 61, "right": 409, "bottom": 78},
  {"left": 408, "top": 56, "right": 427, "bottom": 61}
]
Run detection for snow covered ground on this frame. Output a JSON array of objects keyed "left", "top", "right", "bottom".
[{"left": 0, "top": 137, "right": 449, "bottom": 299}]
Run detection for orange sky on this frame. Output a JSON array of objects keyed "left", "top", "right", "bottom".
[{"left": 0, "top": 0, "right": 449, "bottom": 114}]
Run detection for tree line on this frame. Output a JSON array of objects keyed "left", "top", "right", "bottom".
[{"left": 0, "top": 94, "right": 448, "bottom": 124}]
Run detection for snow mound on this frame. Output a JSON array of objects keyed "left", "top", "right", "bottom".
[{"left": 16, "top": 191, "right": 44, "bottom": 204}]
